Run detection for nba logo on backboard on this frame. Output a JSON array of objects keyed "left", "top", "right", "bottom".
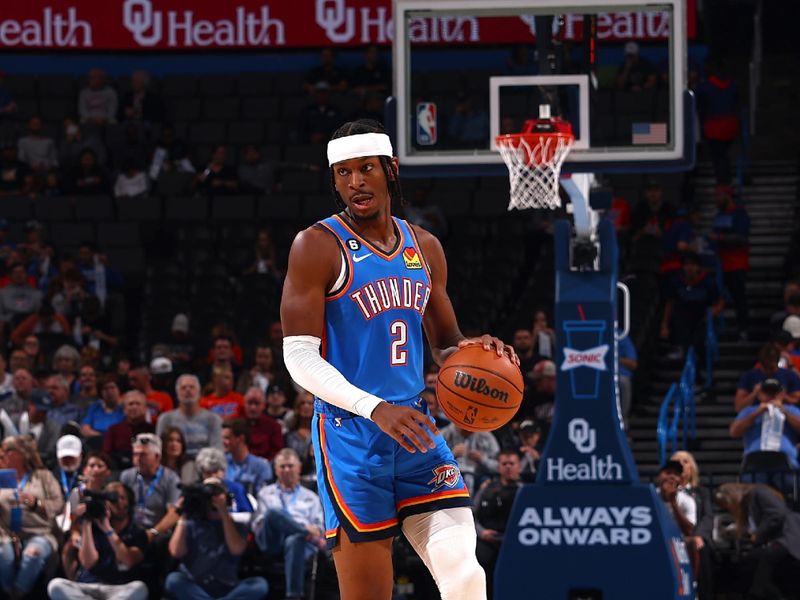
[{"left": 416, "top": 102, "right": 437, "bottom": 146}]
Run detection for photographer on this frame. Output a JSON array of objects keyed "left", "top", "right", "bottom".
[
  {"left": 166, "top": 477, "right": 267, "bottom": 600},
  {"left": 48, "top": 482, "right": 148, "bottom": 600}
]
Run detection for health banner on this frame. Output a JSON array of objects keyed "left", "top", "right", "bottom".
[{"left": 0, "top": 0, "right": 696, "bottom": 50}]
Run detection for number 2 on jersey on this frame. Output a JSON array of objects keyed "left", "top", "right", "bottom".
[{"left": 390, "top": 320, "right": 408, "bottom": 366}]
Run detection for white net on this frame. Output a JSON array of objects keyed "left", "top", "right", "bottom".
[{"left": 496, "top": 133, "right": 574, "bottom": 211}]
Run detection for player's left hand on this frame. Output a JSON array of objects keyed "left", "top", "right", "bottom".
[{"left": 458, "top": 335, "right": 519, "bottom": 367}]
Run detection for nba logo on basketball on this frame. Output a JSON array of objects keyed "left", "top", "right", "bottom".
[
  {"left": 416, "top": 102, "right": 437, "bottom": 146},
  {"left": 427, "top": 464, "right": 459, "bottom": 491}
]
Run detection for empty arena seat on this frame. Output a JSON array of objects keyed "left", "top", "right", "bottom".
[
  {"left": 280, "top": 171, "right": 322, "bottom": 194},
  {"left": 116, "top": 195, "right": 162, "bottom": 220},
  {"left": 199, "top": 74, "right": 236, "bottom": 97},
  {"left": 97, "top": 222, "right": 140, "bottom": 247},
  {"left": 227, "top": 121, "right": 265, "bottom": 146},
  {"left": 1, "top": 196, "right": 33, "bottom": 221},
  {"left": 428, "top": 191, "right": 473, "bottom": 218},
  {"left": 105, "top": 246, "right": 145, "bottom": 274},
  {"left": 258, "top": 194, "right": 302, "bottom": 220},
  {"left": 473, "top": 191, "right": 509, "bottom": 216},
  {"left": 39, "top": 98, "right": 73, "bottom": 121},
  {"left": 13, "top": 96, "right": 38, "bottom": 120},
  {"left": 203, "top": 97, "right": 240, "bottom": 120},
  {"left": 188, "top": 121, "right": 227, "bottom": 145},
  {"left": 165, "top": 196, "right": 208, "bottom": 221},
  {"left": 49, "top": 223, "right": 94, "bottom": 246},
  {"left": 161, "top": 75, "right": 199, "bottom": 97},
  {"left": 301, "top": 194, "right": 332, "bottom": 221},
  {"left": 5, "top": 76, "right": 35, "bottom": 97},
  {"left": 35, "top": 196, "right": 73, "bottom": 220},
  {"left": 237, "top": 73, "right": 273, "bottom": 96},
  {"left": 74, "top": 195, "right": 114, "bottom": 220},
  {"left": 241, "top": 97, "right": 280, "bottom": 121},
  {"left": 166, "top": 97, "right": 202, "bottom": 121},
  {"left": 37, "top": 74, "right": 76, "bottom": 98},
  {"left": 154, "top": 172, "right": 194, "bottom": 198},
  {"left": 283, "top": 144, "right": 323, "bottom": 164},
  {"left": 211, "top": 195, "right": 255, "bottom": 220}
]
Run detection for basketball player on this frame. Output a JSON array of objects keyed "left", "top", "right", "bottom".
[{"left": 281, "top": 119, "right": 518, "bottom": 600}]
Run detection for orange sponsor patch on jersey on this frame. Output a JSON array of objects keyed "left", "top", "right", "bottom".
[{"left": 402, "top": 247, "right": 422, "bottom": 269}]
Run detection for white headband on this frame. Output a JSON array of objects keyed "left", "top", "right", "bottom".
[{"left": 327, "top": 133, "right": 393, "bottom": 167}]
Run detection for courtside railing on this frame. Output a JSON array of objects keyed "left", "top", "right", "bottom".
[{"left": 657, "top": 348, "right": 699, "bottom": 464}]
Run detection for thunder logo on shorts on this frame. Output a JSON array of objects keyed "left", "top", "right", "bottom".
[{"left": 311, "top": 215, "right": 471, "bottom": 546}]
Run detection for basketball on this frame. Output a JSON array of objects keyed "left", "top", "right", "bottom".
[{"left": 436, "top": 345, "right": 524, "bottom": 432}]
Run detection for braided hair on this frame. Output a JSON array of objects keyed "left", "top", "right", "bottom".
[{"left": 328, "top": 119, "right": 404, "bottom": 212}]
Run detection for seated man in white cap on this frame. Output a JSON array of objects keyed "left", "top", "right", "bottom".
[{"left": 52, "top": 435, "right": 84, "bottom": 502}]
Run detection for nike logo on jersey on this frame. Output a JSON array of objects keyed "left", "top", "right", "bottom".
[{"left": 352, "top": 252, "right": 373, "bottom": 263}]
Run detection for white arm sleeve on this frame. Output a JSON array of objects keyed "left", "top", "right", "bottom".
[{"left": 283, "top": 335, "right": 385, "bottom": 420}]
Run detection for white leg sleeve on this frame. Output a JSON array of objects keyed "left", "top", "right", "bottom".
[{"left": 401, "top": 507, "right": 487, "bottom": 600}]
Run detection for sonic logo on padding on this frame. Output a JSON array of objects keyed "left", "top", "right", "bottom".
[
  {"left": 561, "top": 345, "right": 609, "bottom": 371},
  {"left": 403, "top": 247, "right": 423, "bottom": 269},
  {"left": 427, "top": 464, "right": 459, "bottom": 491}
]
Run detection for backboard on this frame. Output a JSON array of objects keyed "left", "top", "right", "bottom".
[{"left": 390, "top": 0, "right": 695, "bottom": 175}]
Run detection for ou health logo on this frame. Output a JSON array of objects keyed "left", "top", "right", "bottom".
[
  {"left": 568, "top": 418, "right": 597, "bottom": 454},
  {"left": 316, "top": 0, "right": 356, "bottom": 43},
  {"left": 123, "top": 0, "right": 163, "bottom": 46}
]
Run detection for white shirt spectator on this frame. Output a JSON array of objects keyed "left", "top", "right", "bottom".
[
  {"left": 114, "top": 171, "right": 148, "bottom": 198},
  {"left": 253, "top": 483, "right": 324, "bottom": 532}
]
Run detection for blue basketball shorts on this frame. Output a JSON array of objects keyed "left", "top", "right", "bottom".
[{"left": 312, "top": 396, "right": 471, "bottom": 549}]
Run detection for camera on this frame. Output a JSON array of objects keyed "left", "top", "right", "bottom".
[
  {"left": 179, "top": 481, "right": 231, "bottom": 520},
  {"left": 80, "top": 489, "right": 119, "bottom": 520}
]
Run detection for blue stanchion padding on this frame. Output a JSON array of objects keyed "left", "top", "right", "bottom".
[
  {"left": 657, "top": 383, "right": 678, "bottom": 465},
  {"left": 496, "top": 484, "right": 694, "bottom": 600}
]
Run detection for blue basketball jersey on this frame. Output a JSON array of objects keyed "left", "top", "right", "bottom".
[{"left": 316, "top": 215, "right": 431, "bottom": 415}]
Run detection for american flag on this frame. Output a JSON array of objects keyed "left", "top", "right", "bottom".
[{"left": 632, "top": 122, "right": 668, "bottom": 145}]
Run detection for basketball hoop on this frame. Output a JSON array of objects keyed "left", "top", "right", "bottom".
[{"left": 495, "top": 105, "right": 574, "bottom": 210}]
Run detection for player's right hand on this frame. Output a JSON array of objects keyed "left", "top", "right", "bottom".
[{"left": 371, "top": 402, "right": 439, "bottom": 454}]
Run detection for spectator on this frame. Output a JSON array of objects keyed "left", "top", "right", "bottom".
[
  {"left": 74, "top": 364, "right": 100, "bottom": 412},
  {"left": 616, "top": 41, "right": 656, "bottom": 91},
  {"left": 0, "top": 71, "right": 17, "bottom": 116},
  {"left": 118, "top": 69, "right": 163, "bottom": 124},
  {"left": 0, "top": 353, "right": 11, "bottom": 401},
  {"left": 517, "top": 420, "right": 542, "bottom": 479},
  {"left": 715, "top": 483, "right": 800, "bottom": 599},
  {"left": 301, "top": 82, "right": 342, "bottom": 144},
  {"left": 206, "top": 334, "right": 241, "bottom": 384},
  {"left": 155, "top": 374, "right": 223, "bottom": 458},
  {"left": 53, "top": 434, "right": 84, "bottom": 501},
  {"left": 59, "top": 118, "right": 107, "bottom": 171},
  {"left": 241, "top": 386, "right": 283, "bottom": 461},
  {"left": 148, "top": 124, "right": 194, "bottom": 181},
  {"left": 630, "top": 180, "right": 675, "bottom": 273},
  {"left": 473, "top": 449, "right": 523, "bottom": 598},
  {"left": 10, "top": 347, "right": 32, "bottom": 373},
  {"left": 511, "top": 328, "right": 536, "bottom": 375},
  {"left": 421, "top": 386, "right": 450, "bottom": 430},
  {"left": 242, "top": 229, "right": 282, "bottom": 280},
  {"left": 284, "top": 392, "right": 315, "bottom": 480},
  {"left": 194, "top": 448, "right": 252, "bottom": 514},
  {"left": 522, "top": 360, "right": 556, "bottom": 434},
  {"left": 81, "top": 375, "right": 125, "bottom": 441},
  {"left": 0, "top": 263, "right": 41, "bottom": 334},
  {"left": 222, "top": 418, "right": 273, "bottom": 495},
  {"left": 504, "top": 45, "right": 536, "bottom": 75},
  {"left": 695, "top": 57, "right": 739, "bottom": 185},
  {"left": 52, "top": 344, "right": 81, "bottom": 393},
  {"left": 711, "top": 184, "right": 751, "bottom": 340},
  {"left": 655, "top": 460, "right": 696, "bottom": 537},
  {"left": 154, "top": 314, "right": 195, "bottom": 376},
  {"left": 735, "top": 344, "right": 800, "bottom": 412},
  {"left": 775, "top": 327, "right": 800, "bottom": 374},
  {"left": 532, "top": 309, "right": 556, "bottom": 359},
  {"left": 660, "top": 252, "right": 723, "bottom": 360},
  {"left": 194, "top": 145, "right": 239, "bottom": 196},
  {"left": 618, "top": 332, "right": 638, "bottom": 430},
  {"left": 201, "top": 367, "right": 244, "bottom": 419},
  {"left": 9, "top": 303, "right": 71, "bottom": 347},
  {"left": 50, "top": 270, "right": 90, "bottom": 326},
  {"left": 48, "top": 481, "right": 149, "bottom": 600},
  {"left": 45, "top": 374, "right": 83, "bottom": 428},
  {"left": 160, "top": 426, "right": 198, "bottom": 486},
  {"left": 113, "top": 158, "right": 149, "bottom": 199},
  {"left": 120, "top": 433, "right": 180, "bottom": 543},
  {"left": 253, "top": 448, "right": 324, "bottom": 600},
  {"left": 166, "top": 478, "right": 267, "bottom": 600},
  {"left": 442, "top": 424, "right": 500, "bottom": 494},
  {"left": 0, "top": 435, "right": 64, "bottom": 596},
  {"left": 17, "top": 116, "right": 58, "bottom": 172},
  {"left": 236, "top": 342, "right": 280, "bottom": 394},
  {"left": 730, "top": 378, "right": 800, "bottom": 469},
  {"left": 102, "top": 391, "right": 155, "bottom": 471},
  {"left": 64, "top": 149, "right": 109, "bottom": 195},
  {"left": 128, "top": 364, "right": 172, "bottom": 423},
  {"left": 0, "top": 144, "right": 32, "bottom": 196},
  {"left": 671, "top": 450, "right": 714, "bottom": 600},
  {"left": 769, "top": 282, "right": 800, "bottom": 330},
  {"left": 13, "top": 389, "right": 60, "bottom": 463},
  {"left": 238, "top": 144, "right": 318, "bottom": 195},
  {"left": 351, "top": 45, "right": 390, "bottom": 97},
  {"left": 303, "top": 47, "right": 348, "bottom": 94},
  {"left": 77, "top": 242, "right": 122, "bottom": 304},
  {"left": 265, "top": 385, "right": 294, "bottom": 434},
  {"left": 78, "top": 68, "right": 118, "bottom": 126},
  {"left": 60, "top": 450, "right": 115, "bottom": 532},
  {"left": 447, "top": 92, "right": 489, "bottom": 147},
  {"left": 404, "top": 186, "right": 448, "bottom": 240},
  {"left": 1, "top": 368, "right": 34, "bottom": 424}
]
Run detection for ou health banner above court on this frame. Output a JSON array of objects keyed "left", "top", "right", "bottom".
[{"left": 0, "top": 0, "right": 696, "bottom": 50}]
